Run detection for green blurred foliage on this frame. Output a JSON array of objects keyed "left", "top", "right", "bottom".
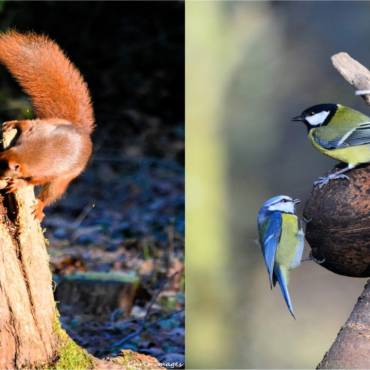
[
  {"left": 188, "top": 1, "right": 370, "bottom": 368},
  {"left": 186, "top": 2, "right": 233, "bottom": 367}
]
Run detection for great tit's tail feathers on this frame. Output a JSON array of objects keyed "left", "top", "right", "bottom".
[
  {"left": 274, "top": 265, "right": 295, "bottom": 319},
  {"left": 0, "top": 30, "right": 94, "bottom": 134}
]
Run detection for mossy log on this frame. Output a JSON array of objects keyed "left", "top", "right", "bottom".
[{"left": 0, "top": 128, "right": 163, "bottom": 369}]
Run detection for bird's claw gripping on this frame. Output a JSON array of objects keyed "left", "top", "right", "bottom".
[
  {"left": 314, "top": 173, "right": 350, "bottom": 188},
  {"left": 302, "top": 216, "right": 312, "bottom": 224},
  {"left": 309, "top": 251, "right": 325, "bottom": 264},
  {"left": 302, "top": 252, "right": 326, "bottom": 264}
]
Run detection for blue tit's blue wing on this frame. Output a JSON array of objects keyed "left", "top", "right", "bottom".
[
  {"left": 274, "top": 265, "right": 295, "bottom": 318},
  {"left": 314, "top": 122, "right": 370, "bottom": 149},
  {"left": 257, "top": 211, "right": 282, "bottom": 288}
]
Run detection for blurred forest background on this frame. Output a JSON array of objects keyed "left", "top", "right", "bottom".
[
  {"left": 188, "top": 1, "right": 370, "bottom": 369},
  {"left": 0, "top": 1, "right": 184, "bottom": 367}
]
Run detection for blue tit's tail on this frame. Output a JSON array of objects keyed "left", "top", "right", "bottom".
[{"left": 274, "top": 265, "right": 295, "bottom": 319}]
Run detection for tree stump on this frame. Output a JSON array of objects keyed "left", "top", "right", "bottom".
[
  {"left": 0, "top": 128, "right": 163, "bottom": 369},
  {"left": 0, "top": 127, "right": 58, "bottom": 368}
]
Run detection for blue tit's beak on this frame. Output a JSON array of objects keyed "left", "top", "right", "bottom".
[
  {"left": 293, "top": 198, "right": 301, "bottom": 205},
  {"left": 292, "top": 115, "right": 303, "bottom": 122}
]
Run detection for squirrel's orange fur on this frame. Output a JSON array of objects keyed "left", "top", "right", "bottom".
[{"left": 0, "top": 31, "right": 94, "bottom": 220}]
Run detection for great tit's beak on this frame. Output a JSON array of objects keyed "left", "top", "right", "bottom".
[
  {"left": 292, "top": 115, "right": 303, "bottom": 122},
  {"left": 293, "top": 198, "right": 301, "bottom": 205}
]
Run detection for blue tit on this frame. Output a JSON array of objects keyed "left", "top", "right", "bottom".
[
  {"left": 257, "top": 195, "right": 304, "bottom": 318},
  {"left": 293, "top": 103, "right": 370, "bottom": 187}
]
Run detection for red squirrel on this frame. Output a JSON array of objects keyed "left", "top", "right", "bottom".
[{"left": 0, "top": 31, "right": 94, "bottom": 220}]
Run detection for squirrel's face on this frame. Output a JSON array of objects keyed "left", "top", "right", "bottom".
[
  {"left": 0, "top": 161, "right": 21, "bottom": 178},
  {"left": 0, "top": 153, "right": 22, "bottom": 178}
]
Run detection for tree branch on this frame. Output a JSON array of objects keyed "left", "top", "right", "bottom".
[
  {"left": 318, "top": 281, "right": 370, "bottom": 368},
  {"left": 331, "top": 52, "right": 370, "bottom": 104}
]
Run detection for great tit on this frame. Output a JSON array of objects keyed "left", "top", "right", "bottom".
[
  {"left": 293, "top": 103, "right": 370, "bottom": 187},
  {"left": 257, "top": 195, "right": 304, "bottom": 318}
]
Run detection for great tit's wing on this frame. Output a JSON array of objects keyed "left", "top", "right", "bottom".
[
  {"left": 274, "top": 265, "right": 295, "bottom": 318},
  {"left": 338, "top": 122, "right": 370, "bottom": 147},
  {"left": 258, "top": 211, "right": 282, "bottom": 288},
  {"left": 313, "top": 122, "right": 370, "bottom": 149}
]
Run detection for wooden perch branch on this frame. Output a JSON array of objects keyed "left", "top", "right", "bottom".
[
  {"left": 311, "top": 52, "right": 370, "bottom": 369},
  {"left": 332, "top": 52, "right": 370, "bottom": 104}
]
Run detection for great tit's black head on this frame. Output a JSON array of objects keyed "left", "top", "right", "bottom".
[{"left": 292, "top": 103, "right": 338, "bottom": 129}]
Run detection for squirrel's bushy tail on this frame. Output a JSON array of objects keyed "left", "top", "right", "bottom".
[{"left": 0, "top": 31, "right": 94, "bottom": 133}]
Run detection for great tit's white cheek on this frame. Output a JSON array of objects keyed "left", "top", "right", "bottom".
[
  {"left": 268, "top": 202, "right": 294, "bottom": 213},
  {"left": 306, "top": 111, "right": 330, "bottom": 126}
]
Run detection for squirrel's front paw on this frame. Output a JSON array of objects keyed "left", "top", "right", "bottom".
[
  {"left": 2, "top": 120, "right": 18, "bottom": 131},
  {"left": 33, "top": 200, "right": 45, "bottom": 221},
  {"left": 3, "top": 120, "right": 33, "bottom": 134},
  {"left": 5, "top": 178, "right": 26, "bottom": 194}
]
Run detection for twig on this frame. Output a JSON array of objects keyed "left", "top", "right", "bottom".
[
  {"left": 355, "top": 90, "right": 370, "bottom": 96},
  {"left": 144, "top": 271, "right": 181, "bottom": 323},
  {"left": 71, "top": 201, "right": 96, "bottom": 229},
  {"left": 317, "top": 52, "right": 370, "bottom": 369},
  {"left": 111, "top": 271, "right": 181, "bottom": 349}
]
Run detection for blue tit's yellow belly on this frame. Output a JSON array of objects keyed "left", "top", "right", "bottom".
[
  {"left": 309, "top": 131, "right": 370, "bottom": 165},
  {"left": 276, "top": 213, "right": 299, "bottom": 268}
]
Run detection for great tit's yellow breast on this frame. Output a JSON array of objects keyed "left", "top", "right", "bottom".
[
  {"left": 276, "top": 213, "right": 299, "bottom": 268},
  {"left": 308, "top": 129, "right": 370, "bottom": 165}
]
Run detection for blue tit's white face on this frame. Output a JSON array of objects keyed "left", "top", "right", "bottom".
[
  {"left": 292, "top": 103, "right": 338, "bottom": 129},
  {"left": 263, "top": 195, "right": 299, "bottom": 214}
]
